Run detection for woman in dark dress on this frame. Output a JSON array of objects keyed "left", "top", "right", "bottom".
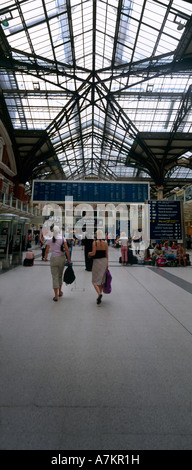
[{"left": 82, "top": 235, "right": 94, "bottom": 271}]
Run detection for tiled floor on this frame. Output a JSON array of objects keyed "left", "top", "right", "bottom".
[{"left": 0, "top": 245, "right": 192, "bottom": 450}]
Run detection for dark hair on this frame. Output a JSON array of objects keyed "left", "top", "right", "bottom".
[{"left": 52, "top": 236, "right": 56, "bottom": 243}]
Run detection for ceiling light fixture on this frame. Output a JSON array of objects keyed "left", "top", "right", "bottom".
[
  {"left": 177, "top": 22, "right": 185, "bottom": 31},
  {"left": 0, "top": 19, "right": 9, "bottom": 26},
  {"left": 0, "top": 11, "right": 13, "bottom": 27},
  {"left": 173, "top": 14, "right": 187, "bottom": 31}
]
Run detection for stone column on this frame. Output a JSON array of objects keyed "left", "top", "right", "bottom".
[{"left": 156, "top": 185, "right": 164, "bottom": 200}]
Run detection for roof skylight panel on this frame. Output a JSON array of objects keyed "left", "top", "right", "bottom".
[
  {"left": 164, "top": 19, "right": 185, "bottom": 39},
  {"left": 135, "top": 40, "right": 155, "bottom": 58},
  {"left": 74, "top": 40, "right": 85, "bottom": 58},
  {"left": 30, "top": 28, "right": 50, "bottom": 49},
  {"left": 130, "top": 0, "right": 144, "bottom": 20},
  {"left": 20, "top": 0, "right": 44, "bottom": 16},
  {"left": 81, "top": 31, "right": 92, "bottom": 54},
  {"left": 126, "top": 18, "right": 139, "bottom": 38},
  {"left": 171, "top": 167, "right": 192, "bottom": 178},
  {"left": 7, "top": 30, "right": 29, "bottom": 52},
  {"left": 96, "top": 32, "right": 112, "bottom": 63},
  {"left": 105, "top": 14, "right": 116, "bottom": 33},
  {"left": 96, "top": 13, "right": 106, "bottom": 32},
  {"left": 77, "top": 54, "right": 92, "bottom": 69},
  {"left": 157, "top": 34, "right": 179, "bottom": 53},
  {"left": 4, "top": 9, "right": 21, "bottom": 37},
  {"left": 181, "top": 118, "right": 192, "bottom": 133},
  {"left": 0, "top": 0, "right": 12, "bottom": 7},
  {"left": 46, "top": 0, "right": 58, "bottom": 13},
  {"left": 143, "top": 2, "right": 165, "bottom": 29},
  {"left": 97, "top": 107, "right": 106, "bottom": 123},
  {"left": 54, "top": 44, "right": 68, "bottom": 62},
  {"left": 172, "top": 0, "right": 192, "bottom": 16}
]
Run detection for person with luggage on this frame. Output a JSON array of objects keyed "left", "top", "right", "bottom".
[
  {"left": 44, "top": 226, "right": 70, "bottom": 301},
  {"left": 88, "top": 229, "right": 108, "bottom": 304},
  {"left": 23, "top": 249, "right": 35, "bottom": 266}
]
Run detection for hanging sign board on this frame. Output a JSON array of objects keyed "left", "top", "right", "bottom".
[
  {"left": 149, "top": 200, "right": 182, "bottom": 240},
  {"left": 32, "top": 180, "right": 149, "bottom": 203}
]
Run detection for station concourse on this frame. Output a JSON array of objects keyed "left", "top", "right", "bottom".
[
  {"left": 0, "top": 0, "right": 192, "bottom": 453},
  {"left": 0, "top": 243, "right": 192, "bottom": 450}
]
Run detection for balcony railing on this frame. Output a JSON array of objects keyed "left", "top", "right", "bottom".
[{"left": 0, "top": 191, "right": 40, "bottom": 216}]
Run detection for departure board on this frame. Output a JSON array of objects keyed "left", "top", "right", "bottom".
[
  {"left": 32, "top": 180, "right": 149, "bottom": 203},
  {"left": 149, "top": 201, "right": 182, "bottom": 240}
]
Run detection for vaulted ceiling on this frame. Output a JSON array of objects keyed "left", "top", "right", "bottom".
[{"left": 0, "top": 0, "right": 192, "bottom": 198}]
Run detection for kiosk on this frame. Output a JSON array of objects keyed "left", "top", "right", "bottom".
[
  {"left": 19, "top": 217, "right": 31, "bottom": 252},
  {"left": 0, "top": 213, "right": 20, "bottom": 268},
  {"left": 0, "top": 214, "right": 31, "bottom": 268}
]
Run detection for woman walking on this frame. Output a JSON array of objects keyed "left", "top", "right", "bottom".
[
  {"left": 44, "top": 226, "right": 70, "bottom": 301},
  {"left": 88, "top": 230, "right": 108, "bottom": 304},
  {"left": 117, "top": 231, "right": 128, "bottom": 265}
]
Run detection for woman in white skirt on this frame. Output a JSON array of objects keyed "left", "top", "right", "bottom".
[{"left": 88, "top": 230, "right": 108, "bottom": 304}]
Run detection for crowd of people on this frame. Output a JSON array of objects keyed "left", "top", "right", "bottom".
[
  {"left": 150, "top": 240, "right": 187, "bottom": 267},
  {"left": 23, "top": 228, "right": 191, "bottom": 304}
]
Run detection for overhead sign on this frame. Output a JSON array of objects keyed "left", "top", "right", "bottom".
[
  {"left": 32, "top": 180, "right": 149, "bottom": 203},
  {"left": 149, "top": 200, "right": 182, "bottom": 240}
]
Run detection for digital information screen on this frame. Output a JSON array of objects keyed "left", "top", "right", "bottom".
[
  {"left": 32, "top": 180, "right": 149, "bottom": 203},
  {"left": 149, "top": 200, "right": 182, "bottom": 240}
]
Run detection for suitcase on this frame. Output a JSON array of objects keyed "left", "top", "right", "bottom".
[
  {"left": 23, "top": 258, "right": 34, "bottom": 266},
  {"left": 138, "top": 258, "right": 145, "bottom": 265}
]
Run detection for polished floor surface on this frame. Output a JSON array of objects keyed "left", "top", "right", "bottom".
[{"left": 0, "top": 245, "right": 192, "bottom": 450}]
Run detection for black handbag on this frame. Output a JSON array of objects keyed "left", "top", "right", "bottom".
[{"left": 63, "top": 265, "right": 76, "bottom": 284}]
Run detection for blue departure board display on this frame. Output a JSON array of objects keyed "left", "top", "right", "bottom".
[
  {"left": 149, "top": 201, "right": 182, "bottom": 240},
  {"left": 32, "top": 180, "right": 149, "bottom": 203}
]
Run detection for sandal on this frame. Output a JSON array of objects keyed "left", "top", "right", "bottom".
[
  {"left": 97, "top": 294, "right": 102, "bottom": 304},
  {"left": 53, "top": 297, "right": 58, "bottom": 302}
]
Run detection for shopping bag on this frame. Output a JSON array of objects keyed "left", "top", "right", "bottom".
[{"left": 103, "top": 269, "right": 112, "bottom": 294}]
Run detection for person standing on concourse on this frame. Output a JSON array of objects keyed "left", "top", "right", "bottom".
[
  {"left": 117, "top": 231, "right": 128, "bottom": 265},
  {"left": 88, "top": 229, "right": 108, "bottom": 304},
  {"left": 44, "top": 226, "right": 70, "bottom": 301}
]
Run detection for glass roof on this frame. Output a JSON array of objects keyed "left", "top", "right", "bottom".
[{"left": 0, "top": 0, "right": 192, "bottom": 192}]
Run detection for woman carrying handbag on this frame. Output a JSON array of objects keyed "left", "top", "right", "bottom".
[
  {"left": 44, "top": 226, "right": 70, "bottom": 301},
  {"left": 88, "top": 230, "right": 108, "bottom": 305}
]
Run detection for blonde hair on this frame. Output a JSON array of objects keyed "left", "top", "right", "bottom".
[
  {"left": 52, "top": 225, "right": 61, "bottom": 243},
  {"left": 96, "top": 229, "right": 104, "bottom": 240},
  {"left": 121, "top": 231, "right": 126, "bottom": 237}
]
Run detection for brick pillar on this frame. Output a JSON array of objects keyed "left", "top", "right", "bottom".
[
  {"left": 18, "top": 183, "right": 25, "bottom": 201},
  {"left": 9, "top": 183, "right": 14, "bottom": 195}
]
